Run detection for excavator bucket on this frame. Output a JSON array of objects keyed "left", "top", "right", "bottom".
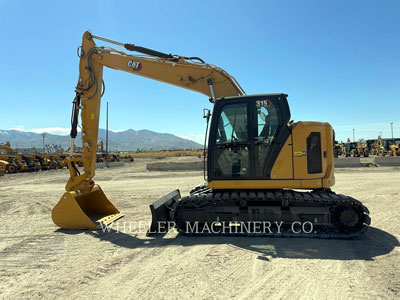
[{"left": 52, "top": 185, "right": 123, "bottom": 230}]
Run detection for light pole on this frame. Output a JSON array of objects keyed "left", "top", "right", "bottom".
[
  {"left": 390, "top": 122, "right": 394, "bottom": 142},
  {"left": 41, "top": 133, "right": 46, "bottom": 150},
  {"left": 352, "top": 129, "right": 355, "bottom": 142},
  {"left": 106, "top": 101, "right": 109, "bottom": 166}
]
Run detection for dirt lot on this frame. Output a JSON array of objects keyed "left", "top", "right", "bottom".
[{"left": 0, "top": 158, "right": 399, "bottom": 300}]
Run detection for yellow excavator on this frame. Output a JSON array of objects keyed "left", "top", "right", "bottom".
[{"left": 52, "top": 32, "right": 370, "bottom": 238}]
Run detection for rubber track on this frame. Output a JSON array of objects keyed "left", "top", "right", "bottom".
[{"left": 172, "top": 190, "right": 371, "bottom": 239}]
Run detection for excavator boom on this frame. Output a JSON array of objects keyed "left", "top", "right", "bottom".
[{"left": 52, "top": 31, "right": 245, "bottom": 230}]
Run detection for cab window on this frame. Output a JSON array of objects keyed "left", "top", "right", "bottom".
[
  {"left": 256, "top": 100, "right": 280, "bottom": 143},
  {"left": 254, "top": 99, "right": 282, "bottom": 177},
  {"left": 215, "top": 103, "right": 248, "bottom": 144},
  {"left": 213, "top": 102, "right": 249, "bottom": 178}
]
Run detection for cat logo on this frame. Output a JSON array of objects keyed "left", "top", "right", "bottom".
[{"left": 128, "top": 60, "right": 142, "bottom": 71}]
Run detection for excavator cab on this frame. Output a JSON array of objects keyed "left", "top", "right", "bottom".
[{"left": 208, "top": 94, "right": 290, "bottom": 180}]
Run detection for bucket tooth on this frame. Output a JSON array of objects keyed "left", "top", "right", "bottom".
[{"left": 52, "top": 184, "right": 123, "bottom": 230}]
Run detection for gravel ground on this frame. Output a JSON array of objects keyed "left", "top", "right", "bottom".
[{"left": 0, "top": 158, "right": 399, "bottom": 300}]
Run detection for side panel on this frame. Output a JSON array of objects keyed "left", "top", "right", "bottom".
[
  {"left": 292, "top": 121, "right": 330, "bottom": 180},
  {"left": 270, "top": 135, "right": 293, "bottom": 179}
]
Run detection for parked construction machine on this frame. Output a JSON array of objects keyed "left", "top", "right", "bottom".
[
  {"left": 379, "top": 138, "right": 400, "bottom": 156},
  {"left": 0, "top": 159, "right": 14, "bottom": 174},
  {"left": 51, "top": 32, "right": 370, "bottom": 238},
  {"left": 34, "top": 154, "right": 58, "bottom": 170},
  {"left": 367, "top": 137, "right": 400, "bottom": 157},
  {"left": 0, "top": 141, "right": 13, "bottom": 154},
  {"left": 0, "top": 142, "right": 15, "bottom": 173},
  {"left": 0, "top": 154, "right": 28, "bottom": 173},
  {"left": 388, "top": 141, "right": 400, "bottom": 156},
  {"left": 344, "top": 142, "right": 369, "bottom": 157},
  {"left": 0, "top": 142, "right": 32, "bottom": 172},
  {"left": 1, "top": 141, "right": 43, "bottom": 172},
  {"left": 21, "top": 154, "right": 42, "bottom": 171},
  {"left": 333, "top": 142, "right": 344, "bottom": 158},
  {"left": 366, "top": 139, "right": 380, "bottom": 155}
]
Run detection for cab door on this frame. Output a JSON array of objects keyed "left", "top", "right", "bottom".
[
  {"left": 251, "top": 96, "right": 291, "bottom": 179},
  {"left": 209, "top": 100, "right": 252, "bottom": 179}
]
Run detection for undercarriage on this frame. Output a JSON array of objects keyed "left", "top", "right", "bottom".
[{"left": 149, "top": 188, "right": 370, "bottom": 239}]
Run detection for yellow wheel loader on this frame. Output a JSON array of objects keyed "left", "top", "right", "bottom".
[
  {"left": 34, "top": 154, "right": 60, "bottom": 170},
  {"left": 388, "top": 144, "right": 400, "bottom": 156},
  {"left": 0, "top": 142, "right": 41, "bottom": 172},
  {"left": 0, "top": 154, "right": 29, "bottom": 172},
  {"left": 372, "top": 137, "right": 400, "bottom": 157},
  {"left": 381, "top": 139, "right": 400, "bottom": 156},
  {"left": 52, "top": 32, "right": 370, "bottom": 238},
  {"left": 0, "top": 159, "right": 17, "bottom": 174},
  {"left": 375, "top": 137, "right": 387, "bottom": 156},
  {"left": 0, "top": 143, "right": 20, "bottom": 173},
  {"left": 51, "top": 155, "right": 66, "bottom": 169},
  {"left": 34, "top": 155, "right": 51, "bottom": 170}
]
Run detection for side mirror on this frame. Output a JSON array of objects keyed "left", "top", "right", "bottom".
[{"left": 203, "top": 108, "right": 211, "bottom": 120}]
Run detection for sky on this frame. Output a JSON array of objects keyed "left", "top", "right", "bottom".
[{"left": 0, "top": 0, "right": 399, "bottom": 143}]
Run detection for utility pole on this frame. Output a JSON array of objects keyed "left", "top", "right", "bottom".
[
  {"left": 106, "top": 101, "right": 109, "bottom": 167},
  {"left": 390, "top": 122, "right": 394, "bottom": 142},
  {"left": 352, "top": 129, "right": 355, "bottom": 142},
  {"left": 41, "top": 133, "right": 46, "bottom": 151}
]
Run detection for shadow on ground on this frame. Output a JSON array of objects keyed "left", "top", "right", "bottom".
[{"left": 57, "top": 226, "right": 399, "bottom": 261}]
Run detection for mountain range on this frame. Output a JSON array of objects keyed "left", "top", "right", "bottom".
[{"left": 0, "top": 129, "right": 202, "bottom": 151}]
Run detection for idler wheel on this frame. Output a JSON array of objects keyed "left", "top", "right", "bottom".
[{"left": 332, "top": 205, "right": 362, "bottom": 230}]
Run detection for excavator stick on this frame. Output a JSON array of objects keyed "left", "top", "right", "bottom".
[{"left": 52, "top": 185, "right": 123, "bottom": 230}]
